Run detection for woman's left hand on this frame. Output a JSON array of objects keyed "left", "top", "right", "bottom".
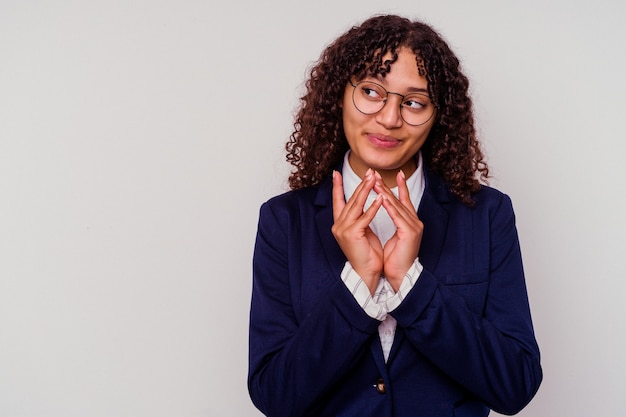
[{"left": 373, "top": 170, "right": 424, "bottom": 291}]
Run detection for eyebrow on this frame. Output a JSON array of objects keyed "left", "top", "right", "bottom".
[
  {"left": 370, "top": 75, "right": 429, "bottom": 95},
  {"left": 405, "top": 86, "right": 429, "bottom": 94}
]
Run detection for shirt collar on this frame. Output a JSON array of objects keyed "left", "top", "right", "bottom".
[{"left": 341, "top": 150, "right": 425, "bottom": 210}]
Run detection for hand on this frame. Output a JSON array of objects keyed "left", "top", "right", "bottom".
[
  {"left": 373, "top": 170, "right": 424, "bottom": 291},
  {"left": 332, "top": 169, "right": 384, "bottom": 294}
]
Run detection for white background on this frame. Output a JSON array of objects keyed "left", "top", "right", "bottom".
[{"left": 1, "top": 1, "right": 625, "bottom": 416}]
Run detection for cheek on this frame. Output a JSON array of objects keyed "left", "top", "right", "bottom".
[
  {"left": 341, "top": 99, "right": 357, "bottom": 129},
  {"left": 340, "top": 91, "right": 352, "bottom": 117},
  {"left": 341, "top": 106, "right": 367, "bottom": 142},
  {"left": 415, "top": 121, "right": 435, "bottom": 141}
]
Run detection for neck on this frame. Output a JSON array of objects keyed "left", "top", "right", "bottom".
[
  {"left": 377, "top": 164, "right": 416, "bottom": 188},
  {"left": 345, "top": 152, "right": 419, "bottom": 188}
]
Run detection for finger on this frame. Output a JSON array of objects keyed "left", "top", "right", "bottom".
[
  {"left": 371, "top": 172, "right": 410, "bottom": 217},
  {"left": 381, "top": 189, "right": 422, "bottom": 231},
  {"left": 396, "top": 170, "right": 414, "bottom": 209},
  {"left": 372, "top": 171, "right": 398, "bottom": 202},
  {"left": 332, "top": 170, "right": 346, "bottom": 222},
  {"left": 342, "top": 168, "right": 376, "bottom": 220},
  {"left": 381, "top": 195, "right": 413, "bottom": 227},
  {"left": 372, "top": 171, "right": 416, "bottom": 223},
  {"left": 358, "top": 192, "right": 383, "bottom": 226}
]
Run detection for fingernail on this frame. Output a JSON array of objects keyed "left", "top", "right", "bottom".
[
  {"left": 400, "top": 170, "right": 406, "bottom": 179},
  {"left": 365, "top": 168, "right": 373, "bottom": 178}
]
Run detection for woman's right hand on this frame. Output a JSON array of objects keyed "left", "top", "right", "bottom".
[{"left": 331, "top": 169, "right": 384, "bottom": 294}]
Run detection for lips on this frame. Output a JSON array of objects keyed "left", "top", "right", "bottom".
[{"left": 367, "top": 133, "right": 402, "bottom": 149}]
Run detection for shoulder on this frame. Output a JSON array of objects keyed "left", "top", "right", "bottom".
[
  {"left": 255, "top": 184, "right": 329, "bottom": 245},
  {"left": 262, "top": 185, "right": 322, "bottom": 212},
  {"left": 469, "top": 184, "right": 518, "bottom": 233},
  {"left": 258, "top": 183, "right": 327, "bottom": 225},
  {"left": 474, "top": 184, "right": 512, "bottom": 209}
]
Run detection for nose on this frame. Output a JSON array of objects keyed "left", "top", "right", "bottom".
[{"left": 375, "top": 94, "right": 403, "bottom": 128}]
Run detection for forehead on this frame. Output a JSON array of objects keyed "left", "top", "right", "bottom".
[
  {"left": 363, "top": 47, "right": 426, "bottom": 80},
  {"left": 369, "top": 48, "right": 427, "bottom": 87}
]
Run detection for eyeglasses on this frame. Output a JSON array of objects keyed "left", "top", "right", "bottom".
[{"left": 350, "top": 80, "right": 436, "bottom": 126}]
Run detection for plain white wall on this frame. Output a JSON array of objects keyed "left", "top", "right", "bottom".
[{"left": 1, "top": 0, "right": 625, "bottom": 416}]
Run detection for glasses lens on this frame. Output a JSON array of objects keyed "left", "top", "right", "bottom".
[
  {"left": 352, "top": 82, "right": 386, "bottom": 114},
  {"left": 400, "top": 93, "right": 434, "bottom": 126}
]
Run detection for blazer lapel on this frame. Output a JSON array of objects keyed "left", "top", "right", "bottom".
[
  {"left": 416, "top": 168, "right": 450, "bottom": 274},
  {"left": 370, "top": 336, "right": 390, "bottom": 378},
  {"left": 314, "top": 175, "right": 347, "bottom": 278}
]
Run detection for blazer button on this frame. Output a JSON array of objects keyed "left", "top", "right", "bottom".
[{"left": 375, "top": 378, "right": 386, "bottom": 394}]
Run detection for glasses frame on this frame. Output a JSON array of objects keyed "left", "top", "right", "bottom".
[{"left": 349, "top": 80, "right": 437, "bottom": 127}]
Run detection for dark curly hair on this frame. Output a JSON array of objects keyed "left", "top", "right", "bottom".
[{"left": 285, "top": 14, "right": 489, "bottom": 206}]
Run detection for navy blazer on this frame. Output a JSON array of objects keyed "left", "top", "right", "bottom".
[{"left": 248, "top": 166, "right": 542, "bottom": 417}]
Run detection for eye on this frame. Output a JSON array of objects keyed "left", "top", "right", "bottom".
[
  {"left": 403, "top": 94, "right": 429, "bottom": 111},
  {"left": 359, "top": 83, "right": 385, "bottom": 101}
]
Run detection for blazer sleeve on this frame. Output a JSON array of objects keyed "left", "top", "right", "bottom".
[
  {"left": 390, "top": 192, "right": 542, "bottom": 415},
  {"left": 248, "top": 199, "right": 380, "bottom": 417}
]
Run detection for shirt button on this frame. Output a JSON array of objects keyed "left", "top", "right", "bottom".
[{"left": 375, "top": 378, "right": 386, "bottom": 394}]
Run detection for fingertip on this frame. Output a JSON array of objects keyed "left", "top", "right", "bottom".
[
  {"left": 396, "top": 170, "right": 407, "bottom": 187},
  {"left": 397, "top": 170, "right": 410, "bottom": 202}
]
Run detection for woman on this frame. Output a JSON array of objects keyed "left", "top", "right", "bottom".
[{"left": 248, "top": 14, "right": 542, "bottom": 417}]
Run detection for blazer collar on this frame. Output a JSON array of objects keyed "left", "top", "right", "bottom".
[{"left": 313, "top": 161, "right": 450, "bottom": 274}]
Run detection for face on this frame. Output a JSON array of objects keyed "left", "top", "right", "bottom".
[{"left": 341, "top": 47, "right": 436, "bottom": 185}]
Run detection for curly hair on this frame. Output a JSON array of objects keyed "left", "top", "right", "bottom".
[{"left": 285, "top": 15, "right": 489, "bottom": 206}]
